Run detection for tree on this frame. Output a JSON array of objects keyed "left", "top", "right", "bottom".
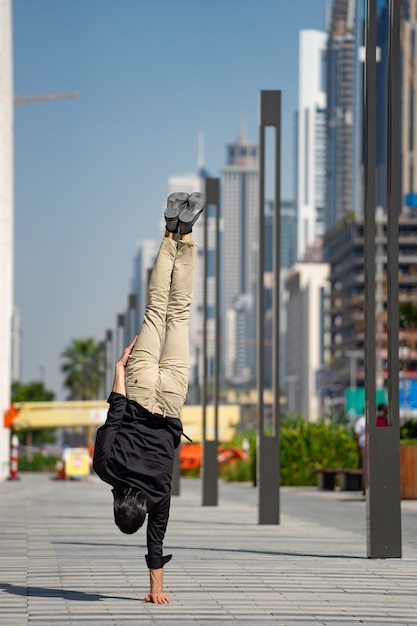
[
  {"left": 11, "top": 381, "right": 56, "bottom": 447},
  {"left": 11, "top": 381, "right": 55, "bottom": 403},
  {"left": 61, "top": 337, "right": 105, "bottom": 400}
]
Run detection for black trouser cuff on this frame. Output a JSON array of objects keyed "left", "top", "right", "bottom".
[{"left": 145, "top": 554, "right": 172, "bottom": 569}]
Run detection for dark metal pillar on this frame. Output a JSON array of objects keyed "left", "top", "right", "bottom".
[
  {"left": 116, "top": 314, "right": 125, "bottom": 359},
  {"left": 257, "top": 91, "right": 281, "bottom": 524},
  {"left": 214, "top": 179, "right": 221, "bottom": 486},
  {"left": 98, "top": 340, "right": 106, "bottom": 400},
  {"left": 128, "top": 293, "right": 139, "bottom": 339},
  {"left": 105, "top": 329, "right": 113, "bottom": 395},
  {"left": 202, "top": 178, "right": 220, "bottom": 506},
  {"left": 364, "top": 0, "right": 401, "bottom": 557}
]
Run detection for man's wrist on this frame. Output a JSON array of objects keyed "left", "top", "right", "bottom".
[{"left": 149, "top": 567, "right": 163, "bottom": 593}]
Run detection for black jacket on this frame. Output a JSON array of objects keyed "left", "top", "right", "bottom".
[{"left": 93, "top": 391, "right": 183, "bottom": 569}]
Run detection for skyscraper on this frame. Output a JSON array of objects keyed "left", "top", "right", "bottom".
[
  {"left": 280, "top": 200, "right": 297, "bottom": 271},
  {"left": 326, "top": 0, "right": 361, "bottom": 228},
  {"left": 375, "top": 0, "right": 389, "bottom": 212},
  {"left": 264, "top": 199, "right": 297, "bottom": 389},
  {"left": 225, "top": 293, "right": 255, "bottom": 384},
  {"left": 368, "top": 0, "right": 417, "bottom": 215},
  {"left": 296, "top": 29, "right": 328, "bottom": 260},
  {"left": 222, "top": 119, "right": 258, "bottom": 383},
  {"left": 401, "top": 0, "right": 417, "bottom": 214}
]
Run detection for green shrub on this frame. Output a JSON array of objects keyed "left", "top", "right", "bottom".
[
  {"left": 222, "top": 416, "right": 358, "bottom": 485},
  {"left": 220, "top": 431, "right": 257, "bottom": 483},
  {"left": 280, "top": 415, "right": 358, "bottom": 485},
  {"left": 18, "top": 453, "right": 60, "bottom": 472},
  {"left": 220, "top": 459, "right": 253, "bottom": 482},
  {"left": 180, "top": 467, "right": 200, "bottom": 478},
  {"left": 400, "top": 420, "right": 417, "bottom": 440}
]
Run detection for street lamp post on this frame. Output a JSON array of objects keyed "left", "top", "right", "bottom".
[
  {"left": 201, "top": 178, "right": 220, "bottom": 507},
  {"left": 345, "top": 350, "right": 362, "bottom": 390},
  {"left": 128, "top": 294, "right": 138, "bottom": 340},
  {"left": 116, "top": 314, "right": 125, "bottom": 360},
  {"left": 364, "top": 0, "right": 401, "bottom": 558},
  {"left": 105, "top": 329, "right": 113, "bottom": 396},
  {"left": 257, "top": 90, "right": 281, "bottom": 525}
]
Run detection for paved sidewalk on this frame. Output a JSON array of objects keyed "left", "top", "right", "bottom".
[{"left": 0, "top": 473, "right": 416, "bottom": 626}]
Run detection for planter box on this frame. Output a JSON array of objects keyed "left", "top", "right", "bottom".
[{"left": 400, "top": 446, "right": 417, "bottom": 499}]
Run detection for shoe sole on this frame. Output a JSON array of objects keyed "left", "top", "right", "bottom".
[
  {"left": 165, "top": 192, "right": 189, "bottom": 229},
  {"left": 179, "top": 193, "right": 206, "bottom": 228}
]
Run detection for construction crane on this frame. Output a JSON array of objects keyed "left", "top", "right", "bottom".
[{"left": 13, "top": 91, "right": 79, "bottom": 104}]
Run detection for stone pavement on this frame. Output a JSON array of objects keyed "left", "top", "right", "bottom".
[{"left": 0, "top": 473, "right": 416, "bottom": 626}]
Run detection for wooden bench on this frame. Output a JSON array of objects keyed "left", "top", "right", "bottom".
[{"left": 310, "top": 468, "right": 363, "bottom": 491}]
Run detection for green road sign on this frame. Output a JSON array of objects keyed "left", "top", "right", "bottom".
[{"left": 345, "top": 388, "right": 387, "bottom": 416}]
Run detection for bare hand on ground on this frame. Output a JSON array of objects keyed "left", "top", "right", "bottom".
[{"left": 144, "top": 591, "right": 171, "bottom": 604}]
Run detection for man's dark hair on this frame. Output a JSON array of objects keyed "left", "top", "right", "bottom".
[{"left": 112, "top": 487, "right": 147, "bottom": 534}]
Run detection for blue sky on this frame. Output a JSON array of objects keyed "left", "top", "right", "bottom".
[{"left": 13, "top": 0, "right": 326, "bottom": 398}]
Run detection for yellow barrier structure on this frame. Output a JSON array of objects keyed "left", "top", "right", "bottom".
[
  {"left": 6, "top": 402, "right": 242, "bottom": 443},
  {"left": 8, "top": 401, "right": 108, "bottom": 430}
]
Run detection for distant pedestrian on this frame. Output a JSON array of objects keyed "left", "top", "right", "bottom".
[
  {"left": 93, "top": 192, "right": 206, "bottom": 604},
  {"left": 376, "top": 403, "right": 389, "bottom": 427}
]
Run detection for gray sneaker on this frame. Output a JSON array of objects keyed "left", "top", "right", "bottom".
[
  {"left": 179, "top": 192, "right": 207, "bottom": 234},
  {"left": 164, "top": 192, "right": 189, "bottom": 232}
]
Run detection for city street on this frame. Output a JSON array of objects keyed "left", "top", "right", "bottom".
[{"left": 0, "top": 473, "right": 416, "bottom": 625}]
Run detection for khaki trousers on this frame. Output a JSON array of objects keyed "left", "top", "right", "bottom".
[{"left": 125, "top": 237, "right": 196, "bottom": 417}]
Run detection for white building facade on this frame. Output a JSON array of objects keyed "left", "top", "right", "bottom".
[
  {"left": 296, "top": 30, "right": 328, "bottom": 261},
  {"left": 0, "top": 0, "right": 13, "bottom": 480},
  {"left": 285, "top": 262, "right": 329, "bottom": 422}
]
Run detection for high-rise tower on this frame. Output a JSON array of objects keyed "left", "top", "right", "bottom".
[
  {"left": 296, "top": 30, "right": 328, "bottom": 260},
  {"left": 222, "top": 119, "right": 258, "bottom": 382},
  {"left": 401, "top": 0, "right": 417, "bottom": 214},
  {"left": 326, "top": 0, "right": 360, "bottom": 228}
]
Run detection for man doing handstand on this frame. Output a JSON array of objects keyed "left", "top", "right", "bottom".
[{"left": 93, "top": 191, "right": 206, "bottom": 604}]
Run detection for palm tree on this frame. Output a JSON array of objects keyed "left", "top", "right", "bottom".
[{"left": 61, "top": 338, "right": 105, "bottom": 400}]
